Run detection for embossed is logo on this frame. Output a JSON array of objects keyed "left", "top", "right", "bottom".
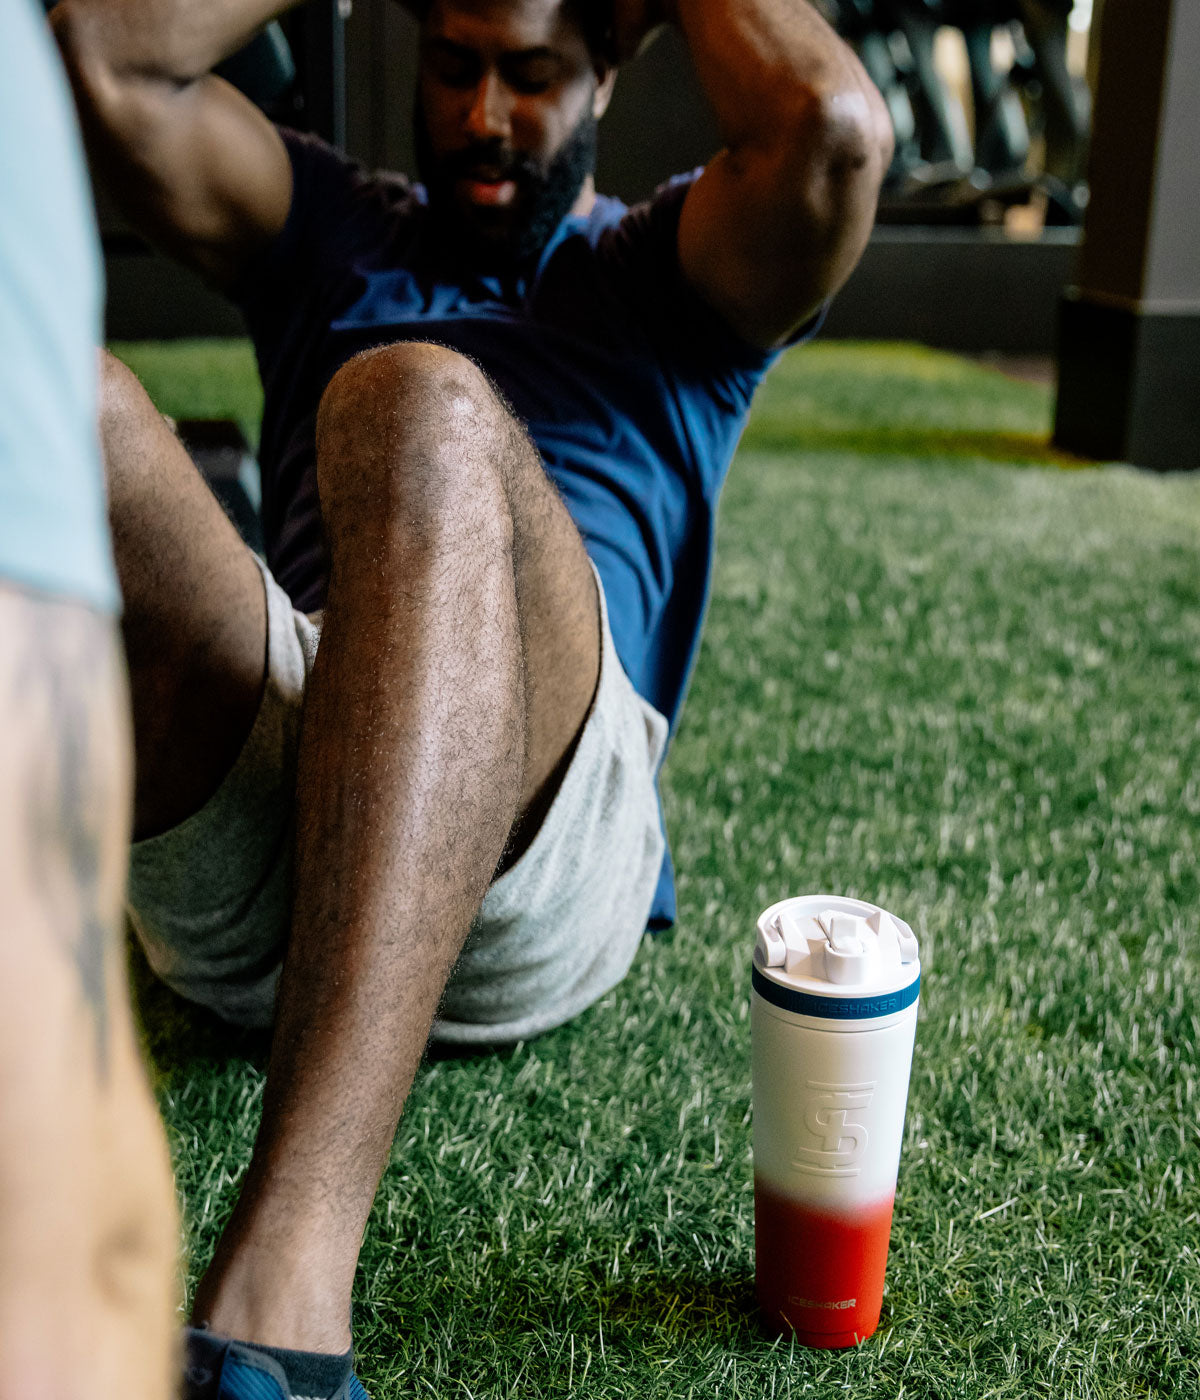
[{"left": 791, "top": 1081, "right": 875, "bottom": 1177}]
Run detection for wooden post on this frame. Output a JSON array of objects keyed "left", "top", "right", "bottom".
[{"left": 1054, "top": 0, "right": 1200, "bottom": 469}]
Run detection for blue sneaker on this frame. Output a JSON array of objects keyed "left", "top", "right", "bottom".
[{"left": 183, "top": 1327, "right": 371, "bottom": 1400}]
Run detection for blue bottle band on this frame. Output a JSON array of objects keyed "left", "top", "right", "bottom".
[{"left": 752, "top": 963, "right": 920, "bottom": 1021}]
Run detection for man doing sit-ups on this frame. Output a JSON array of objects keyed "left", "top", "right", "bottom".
[{"left": 54, "top": 0, "right": 891, "bottom": 1393}]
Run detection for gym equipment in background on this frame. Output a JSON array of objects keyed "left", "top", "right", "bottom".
[{"left": 821, "top": 0, "right": 1090, "bottom": 224}]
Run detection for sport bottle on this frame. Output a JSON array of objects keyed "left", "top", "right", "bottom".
[{"left": 752, "top": 894, "right": 920, "bottom": 1347}]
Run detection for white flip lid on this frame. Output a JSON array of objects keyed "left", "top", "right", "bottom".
[{"left": 755, "top": 894, "right": 919, "bottom": 998}]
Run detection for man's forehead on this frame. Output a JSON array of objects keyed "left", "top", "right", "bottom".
[{"left": 424, "top": 0, "right": 582, "bottom": 49}]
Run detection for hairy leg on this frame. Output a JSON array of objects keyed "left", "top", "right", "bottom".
[
  {"left": 98, "top": 351, "right": 267, "bottom": 840},
  {"left": 191, "top": 343, "right": 602, "bottom": 1350},
  {"left": 0, "top": 586, "right": 178, "bottom": 1399}
]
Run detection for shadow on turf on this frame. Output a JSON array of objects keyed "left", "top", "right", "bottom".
[
  {"left": 741, "top": 424, "right": 1095, "bottom": 466},
  {"left": 375, "top": 1269, "right": 765, "bottom": 1349},
  {"left": 597, "top": 1270, "right": 761, "bottom": 1341},
  {"left": 127, "top": 930, "right": 272, "bottom": 1073}
]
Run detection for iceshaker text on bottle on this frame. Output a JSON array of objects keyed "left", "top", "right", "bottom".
[{"left": 752, "top": 894, "right": 920, "bottom": 1348}]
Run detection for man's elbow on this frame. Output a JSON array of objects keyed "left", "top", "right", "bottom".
[
  {"left": 49, "top": 1, "right": 119, "bottom": 86},
  {"left": 50, "top": 1, "right": 89, "bottom": 85},
  {"left": 53, "top": 1, "right": 177, "bottom": 159},
  {"left": 792, "top": 82, "right": 893, "bottom": 194},
  {"left": 763, "top": 83, "right": 891, "bottom": 255},
  {"left": 53, "top": 2, "right": 124, "bottom": 128}
]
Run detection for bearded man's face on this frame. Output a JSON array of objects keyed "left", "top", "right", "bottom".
[{"left": 415, "top": 0, "right": 613, "bottom": 267}]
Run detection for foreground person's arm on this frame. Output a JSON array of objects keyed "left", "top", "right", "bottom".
[
  {"left": 624, "top": 0, "right": 893, "bottom": 348},
  {"left": 51, "top": 0, "right": 297, "bottom": 287},
  {"left": 0, "top": 592, "right": 179, "bottom": 1400}
]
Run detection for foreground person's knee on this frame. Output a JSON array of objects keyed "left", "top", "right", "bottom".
[{"left": 96, "top": 349, "right": 151, "bottom": 463}]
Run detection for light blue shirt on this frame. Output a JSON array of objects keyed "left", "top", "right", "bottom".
[{"left": 0, "top": 0, "right": 119, "bottom": 612}]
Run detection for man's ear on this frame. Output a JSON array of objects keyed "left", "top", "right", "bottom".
[{"left": 592, "top": 63, "right": 617, "bottom": 120}]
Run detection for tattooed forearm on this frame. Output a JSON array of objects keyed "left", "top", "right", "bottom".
[
  {"left": 0, "top": 587, "right": 131, "bottom": 1079},
  {"left": 38, "top": 676, "right": 112, "bottom": 1075}
]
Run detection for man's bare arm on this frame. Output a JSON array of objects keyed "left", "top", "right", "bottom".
[
  {"left": 52, "top": 0, "right": 298, "bottom": 289},
  {"left": 622, "top": 0, "right": 893, "bottom": 349}
]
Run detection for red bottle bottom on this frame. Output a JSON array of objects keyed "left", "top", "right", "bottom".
[{"left": 755, "top": 1177, "right": 895, "bottom": 1348}]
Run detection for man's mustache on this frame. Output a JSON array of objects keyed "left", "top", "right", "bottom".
[{"left": 438, "top": 142, "right": 545, "bottom": 186}]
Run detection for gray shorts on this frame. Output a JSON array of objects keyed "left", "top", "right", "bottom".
[{"left": 127, "top": 558, "right": 668, "bottom": 1046}]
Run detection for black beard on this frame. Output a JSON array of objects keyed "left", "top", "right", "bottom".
[{"left": 414, "top": 103, "right": 598, "bottom": 272}]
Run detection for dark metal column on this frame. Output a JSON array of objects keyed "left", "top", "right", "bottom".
[
  {"left": 1054, "top": 0, "right": 1200, "bottom": 470},
  {"left": 294, "top": 0, "right": 349, "bottom": 147}
]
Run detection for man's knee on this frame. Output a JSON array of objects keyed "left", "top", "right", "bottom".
[
  {"left": 315, "top": 341, "right": 520, "bottom": 548},
  {"left": 319, "top": 340, "right": 499, "bottom": 426}
]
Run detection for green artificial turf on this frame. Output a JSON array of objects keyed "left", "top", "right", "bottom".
[
  {"left": 115, "top": 339, "right": 1200, "bottom": 1398},
  {"left": 109, "top": 338, "right": 264, "bottom": 445}
]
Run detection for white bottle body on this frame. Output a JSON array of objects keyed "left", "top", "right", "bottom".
[{"left": 752, "top": 994, "right": 919, "bottom": 1210}]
